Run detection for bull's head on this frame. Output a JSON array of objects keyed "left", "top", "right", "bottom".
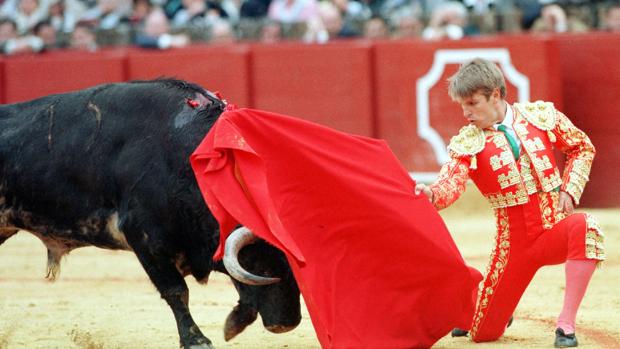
[{"left": 222, "top": 227, "right": 301, "bottom": 341}]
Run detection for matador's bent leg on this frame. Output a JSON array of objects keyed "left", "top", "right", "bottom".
[
  {"left": 469, "top": 208, "right": 539, "bottom": 342},
  {"left": 470, "top": 257, "right": 537, "bottom": 342},
  {"left": 532, "top": 213, "right": 605, "bottom": 335}
]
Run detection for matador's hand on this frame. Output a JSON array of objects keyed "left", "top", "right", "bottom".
[
  {"left": 415, "top": 183, "right": 433, "bottom": 202},
  {"left": 558, "top": 191, "right": 574, "bottom": 215}
]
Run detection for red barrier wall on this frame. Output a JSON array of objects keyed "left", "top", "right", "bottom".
[
  {"left": 556, "top": 33, "right": 620, "bottom": 207},
  {"left": 125, "top": 45, "right": 252, "bottom": 107},
  {"left": 250, "top": 42, "right": 375, "bottom": 137},
  {"left": 2, "top": 49, "right": 126, "bottom": 104},
  {"left": 0, "top": 58, "right": 4, "bottom": 103},
  {"left": 373, "top": 36, "right": 562, "bottom": 174}
]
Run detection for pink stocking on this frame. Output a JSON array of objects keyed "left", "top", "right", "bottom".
[{"left": 556, "top": 259, "right": 597, "bottom": 334}]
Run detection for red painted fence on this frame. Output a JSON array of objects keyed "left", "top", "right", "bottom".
[{"left": 1, "top": 34, "right": 618, "bottom": 206}]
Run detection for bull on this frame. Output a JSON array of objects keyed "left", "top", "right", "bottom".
[{"left": 0, "top": 79, "right": 301, "bottom": 349}]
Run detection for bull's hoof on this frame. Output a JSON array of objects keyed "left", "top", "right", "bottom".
[
  {"left": 182, "top": 331, "right": 214, "bottom": 349},
  {"left": 187, "top": 343, "right": 215, "bottom": 349},
  {"left": 224, "top": 304, "right": 258, "bottom": 341},
  {"left": 451, "top": 328, "right": 469, "bottom": 337}
]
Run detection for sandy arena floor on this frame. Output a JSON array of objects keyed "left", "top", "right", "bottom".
[{"left": 1, "top": 189, "right": 619, "bottom": 349}]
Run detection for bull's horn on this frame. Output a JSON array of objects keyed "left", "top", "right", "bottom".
[{"left": 223, "top": 227, "right": 281, "bottom": 285}]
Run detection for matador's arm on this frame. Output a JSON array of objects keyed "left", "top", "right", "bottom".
[
  {"left": 429, "top": 155, "right": 471, "bottom": 210},
  {"left": 551, "top": 110, "right": 595, "bottom": 205}
]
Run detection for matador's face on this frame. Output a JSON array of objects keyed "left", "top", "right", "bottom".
[{"left": 455, "top": 89, "right": 504, "bottom": 130}]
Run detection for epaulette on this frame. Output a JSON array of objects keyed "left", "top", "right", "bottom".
[
  {"left": 447, "top": 124, "right": 485, "bottom": 157},
  {"left": 514, "top": 101, "right": 556, "bottom": 131}
]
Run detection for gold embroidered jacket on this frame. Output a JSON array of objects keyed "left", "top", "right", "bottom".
[{"left": 430, "top": 101, "right": 595, "bottom": 210}]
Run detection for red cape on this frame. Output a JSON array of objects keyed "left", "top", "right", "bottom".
[{"left": 190, "top": 108, "right": 482, "bottom": 349}]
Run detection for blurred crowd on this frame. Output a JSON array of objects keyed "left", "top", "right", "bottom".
[{"left": 0, "top": 0, "right": 619, "bottom": 54}]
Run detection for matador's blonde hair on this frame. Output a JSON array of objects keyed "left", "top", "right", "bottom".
[{"left": 448, "top": 58, "right": 507, "bottom": 100}]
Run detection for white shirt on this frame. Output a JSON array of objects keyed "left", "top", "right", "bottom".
[{"left": 493, "top": 102, "right": 521, "bottom": 151}]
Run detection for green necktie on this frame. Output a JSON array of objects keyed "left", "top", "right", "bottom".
[{"left": 497, "top": 124, "right": 520, "bottom": 160}]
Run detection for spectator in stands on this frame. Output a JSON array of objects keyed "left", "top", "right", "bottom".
[
  {"left": 0, "top": 0, "right": 17, "bottom": 18},
  {"left": 209, "top": 18, "right": 235, "bottom": 43},
  {"left": 363, "top": 15, "right": 389, "bottom": 39},
  {"left": 14, "top": 0, "right": 48, "bottom": 34},
  {"left": 421, "top": 1, "right": 467, "bottom": 40},
  {"left": 514, "top": 0, "right": 542, "bottom": 30},
  {"left": 217, "top": 0, "right": 239, "bottom": 24},
  {"left": 163, "top": 0, "right": 182, "bottom": 18},
  {"left": 171, "top": 0, "right": 206, "bottom": 27},
  {"left": 332, "top": 0, "right": 370, "bottom": 34},
  {"left": 2, "top": 35, "right": 44, "bottom": 53},
  {"left": 305, "top": 0, "right": 357, "bottom": 43},
  {"left": 530, "top": 3, "right": 588, "bottom": 33},
  {"left": 239, "top": 0, "right": 270, "bottom": 18},
  {"left": 79, "top": 0, "right": 130, "bottom": 30},
  {"left": 460, "top": 0, "right": 500, "bottom": 35},
  {"left": 64, "top": 0, "right": 89, "bottom": 20},
  {"left": 389, "top": 5, "right": 422, "bottom": 39},
  {"left": 48, "top": 0, "right": 78, "bottom": 33},
  {"left": 1, "top": 17, "right": 42, "bottom": 54},
  {"left": 128, "top": 0, "right": 151, "bottom": 27},
  {"left": 267, "top": 0, "right": 318, "bottom": 25},
  {"left": 0, "top": 17, "right": 17, "bottom": 44},
  {"left": 69, "top": 20, "right": 97, "bottom": 50},
  {"left": 374, "top": 0, "right": 421, "bottom": 22},
  {"left": 603, "top": 2, "right": 620, "bottom": 32},
  {"left": 1, "top": 18, "right": 44, "bottom": 54},
  {"left": 33, "top": 18, "right": 61, "bottom": 49},
  {"left": 259, "top": 19, "right": 282, "bottom": 42},
  {"left": 462, "top": 0, "right": 495, "bottom": 15},
  {"left": 172, "top": 0, "right": 230, "bottom": 28},
  {"left": 135, "top": 7, "right": 190, "bottom": 48}
]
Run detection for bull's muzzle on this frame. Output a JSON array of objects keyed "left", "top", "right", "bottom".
[{"left": 223, "top": 227, "right": 281, "bottom": 285}]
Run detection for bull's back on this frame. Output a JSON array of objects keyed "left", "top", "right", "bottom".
[{"left": 0, "top": 81, "right": 210, "bottom": 223}]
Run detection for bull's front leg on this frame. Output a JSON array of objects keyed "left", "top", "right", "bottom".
[
  {"left": 122, "top": 217, "right": 214, "bottom": 349},
  {"left": 162, "top": 284, "right": 214, "bottom": 349}
]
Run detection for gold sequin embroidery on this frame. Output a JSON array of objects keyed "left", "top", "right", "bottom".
[
  {"left": 430, "top": 158, "right": 470, "bottom": 210},
  {"left": 490, "top": 151, "right": 514, "bottom": 171},
  {"left": 585, "top": 214, "right": 605, "bottom": 261},
  {"left": 539, "top": 191, "right": 560, "bottom": 229},
  {"left": 497, "top": 167, "right": 521, "bottom": 189},
  {"left": 486, "top": 186, "right": 529, "bottom": 208},
  {"left": 523, "top": 137, "right": 545, "bottom": 153},
  {"left": 519, "top": 154, "right": 538, "bottom": 195},
  {"left": 492, "top": 133, "right": 508, "bottom": 148},
  {"left": 471, "top": 208, "right": 511, "bottom": 338},
  {"left": 516, "top": 101, "right": 556, "bottom": 131},
  {"left": 540, "top": 168, "right": 562, "bottom": 192},
  {"left": 513, "top": 123, "right": 529, "bottom": 137},
  {"left": 564, "top": 159, "right": 590, "bottom": 203},
  {"left": 448, "top": 125, "right": 486, "bottom": 157},
  {"left": 531, "top": 154, "right": 553, "bottom": 172}
]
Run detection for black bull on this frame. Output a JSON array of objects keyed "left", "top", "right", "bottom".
[{"left": 0, "top": 79, "right": 301, "bottom": 348}]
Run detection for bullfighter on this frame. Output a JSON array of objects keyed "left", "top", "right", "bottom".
[{"left": 415, "top": 58, "right": 605, "bottom": 348}]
